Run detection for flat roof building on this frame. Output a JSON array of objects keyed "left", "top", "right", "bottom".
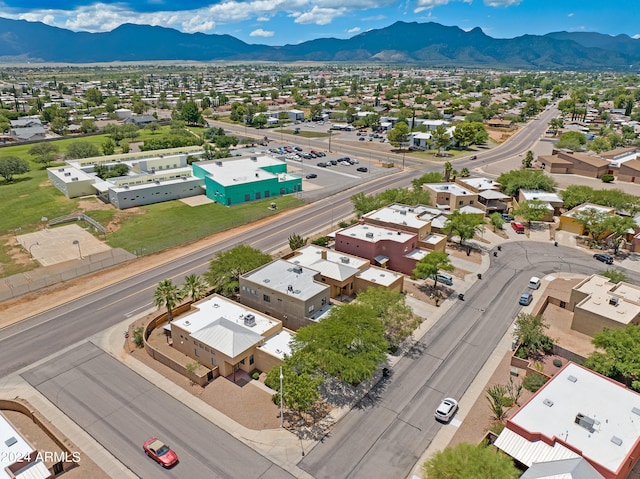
[
  {"left": 193, "top": 155, "right": 301, "bottom": 205},
  {"left": 568, "top": 274, "right": 640, "bottom": 336},
  {"left": 495, "top": 362, "right": 640, "bottom": 479},
  {"left": 239, "top": 259, "right": 331, "bottom": 331}
]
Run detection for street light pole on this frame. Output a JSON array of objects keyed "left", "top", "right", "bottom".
[
  {"left": 72, "top": 239, "right": 83, "bottom": 259},
  {"left": 279, "top": 366, "right": 284, "bottom": 428},
  {"left": 327, "top": 130, "right": 332, "bottom": 152}
]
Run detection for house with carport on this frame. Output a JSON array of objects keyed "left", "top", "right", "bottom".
[
  {"left": 518, "top": 190, "right": 563, "bottom": 221},
  {"left": 494, "top": 362, "right": 640, "bottom": 479}
]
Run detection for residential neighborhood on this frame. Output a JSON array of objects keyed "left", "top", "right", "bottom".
[{"left": 1, "top": 63, "right": 640, "bottom": 479}]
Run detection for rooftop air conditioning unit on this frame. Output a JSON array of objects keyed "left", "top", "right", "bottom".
[
  {"left": 366, "top": 232, "right": 374, "bottom": 238},
  {"left": 610, "top": 297, "right": 619, "bottom": 306},
  {"left": 58, "top": 168, "right": 65, "bottom": 172},
  {"left": 400, "top": 210, "right": 406, "bottom": 215},
  {"left": 215, "top": 161, "right": 222, "bottom": 166},
  {"left": 64, "top": 172, "right": 71, "bottom": 176},
  {"left": 71, "top": 177, "right": 78, "bottom": 181},
  {"left": 250, "top": 156, "right": 257, "bottom": 161},
  {"left": 292, "top": 266, "right": 303, "bottom": 274},
  {"left": 243, "top": 314, "right": 256, "bottom": 327}
]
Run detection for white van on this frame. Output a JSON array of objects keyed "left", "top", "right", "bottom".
[{"left": 528, "top": 276, "right": 541, "bottom": 290}]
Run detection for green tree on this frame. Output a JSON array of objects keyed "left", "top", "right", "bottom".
[
  {"left": 512, "top": 200, "right": 548, "bottom": 227},
  {"left": 432, "top": 124, "right": 452, "bottom": 155},
  {"left": 50, "top": 117, "right": 67, "bottom": 135},
  {"left": 489, "top": 212, "right": 505, "bottom": 231},
  {"left": 288, "top": 233, "right": 308, "bottom": 251},
  {"left": 84, "top": 87, "right": 103, "bottom": 105},
  {"left": 606, "top": 215, "right": 637, "bottom": 253},
  {"left": 65, "top": 141, "right": 100, "bottom": 159},
  {"left": 557, "top": 130, "right": 586, "bottom": 151},
  {"left": 412, "top": 172, "right": 443, "bottom": 190},
  {"left": 548, "top": 117, "right": 564, "bottom": 135},
  {"left": 80, "top": 119, "right": 98, "bottom": 133},
  {"left": 514, "top": 313, "right": 554, "bottom": 358},
  {"left": 584, "top": 325, "right": 640, "bottom": 391},
  {"left": 252, "top": 113, "right": 268, "bottom": 129},
  {"left": 356, "top": 287, "right": 420, "bottom": 352},
  {"left": 422, "top": 442, "right": 520, "bottom": 479},
  {"left": 0, "top": 156, "right": 30, "bottom": 182},
  {"left": 496, "top": 169, "right": 557, "bottom": 197},
  {"left": 521, "top": 150, "right": 534, "bottom": 168},
  {"left": 204, "top": 245, "right": 272, "bottom": 297},
  {"left": 443, "top": 161, "right": 453, "bottom": 182},
  {"left": 176, "top": 100, "right": 204, "bottom": 125},
  {"left": 153, "top": 279, "right": 184, "bottom": 322},
  {"left": 182, "top": 274, "right": 209, "bottom": 302},
  {"left": 29, "top": 143, "right": 59, "bottom": 167},
  {"left": 265, "top": 355, "right": 323, "bottom": 421},
  {"left": 292, "top": 302, "right": 388, "bottom": 385},
  {"left": 443, "top": 211, "right": 484, "bottom": 245},
  {"left": 560, "top": 185, "right": 593, "bottom": 209},
  {"left": 412, "top": 251, "right": 454, "bottom": 288},
  {"left": 589, "top": 136, "right": 611, "bottom": 153},
  {"left": 387, "top": 121, "right": 410, "bottom": 149},
  {"left": 102, "top": 138, "right": 116, "bottom": 155},
  {"left": 572, "top": 207, "right": 610, "bottom": 242},
  {"left": 599, "top": 268, "right": 627, "bottom": 283}
]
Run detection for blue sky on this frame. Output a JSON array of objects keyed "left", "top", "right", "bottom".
[{"left": 1, "top": 0, "right": 639, "bottom": 46}]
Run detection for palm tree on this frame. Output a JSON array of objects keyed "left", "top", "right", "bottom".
[
  {"left": 153, "top": 279, "right": 183, "bottom": 321},
  {"left": 182, "top": 274, "right": 208, "bottom": 302}
]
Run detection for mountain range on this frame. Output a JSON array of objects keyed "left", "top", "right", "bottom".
[{"left": 0, "top": 17, "right": 639, "bottom": 70}]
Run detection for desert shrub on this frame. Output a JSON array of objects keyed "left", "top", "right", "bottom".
[
  {"left": 251, "top": 372, "right": 260, "bottom": 380},
  {"left": 132, "top": 327, "right": 144, "bottom": 347},
  {"left": 601, "top": 174, "right": 614, "bottom": 183},
  {"left": 523, "top": 372, "right": 549, "bottom": 392},
  {"left": 553, "top": 358, "right": 563, "bottom": 367},
  {"left": 311, "top": 236, "right": 328, "bottom": 246}
]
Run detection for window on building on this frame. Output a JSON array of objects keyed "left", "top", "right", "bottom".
[
  {"left": 459, "top": 200, "right": 463, "bottom": 205},
  {"left": 244, "top": 194, "right": 251, "bottom": 202},
  {"left": 309, "top": 304, "right": 315, "bottom": 313},
  {"left": 194, "top": 348, "right": 199, "bottom": 357},
  {"left": 211, "top": 357, "right": 217, "bottom": 366},
  {"left": 256, "top": 192, "right": 261, "bottom": 200},
  {"left": 263, "top": 294, "right": 270, "bottom": 302},
  {"left": 249, "top": 355, "right": 254, "bottom": 365}
]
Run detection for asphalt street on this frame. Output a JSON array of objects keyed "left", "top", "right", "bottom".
[
  {"left": 299, "top": 241, "right": 640, "bottom": 479},
  {"left": 21, "top": 342, "right": 295, "bottom": 479},
  {"left": 0, "top": 107, "right": 568, "bottom": 478}
]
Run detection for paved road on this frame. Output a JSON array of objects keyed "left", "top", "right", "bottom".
[
  {"left": 0, "top": 109, "right": 563, "bottom": 476},
  {"left": 22, "top": 342, "right": 295, "bottom": 479},
  {"left": 299, "top": 241, "right": 640, "bottom": 479}
]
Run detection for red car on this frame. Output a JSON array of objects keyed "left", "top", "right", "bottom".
[{"left": 143, "top": 437, "right": 178, "bottom": 468}]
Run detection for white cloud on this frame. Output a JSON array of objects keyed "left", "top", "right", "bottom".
[
  {"left": 250, "top": 28, "right": 274, "bottom": 37},
  {"left": 568, "top": 12, "right": 574, "bottom": 17},
  {"left": 634, "top": 34, "right": 640, "bottom": 39},
  {"left": 414, "top": 0, "right": 471, "bottom": 13},
  {"left": 347, "top": 27, "right": 361, "bottom": 33},
  {"left": 484, "top": 0, "right": 521, "bottom": 6},
  {"left": 293, "top": 6, "right": 347, "bottom": 25},
  {"left": 362, "top": 14, "right": 387, "bottom": 21},
  {"left": 5, "top": 0, "right": 396, "bottom": 34}
]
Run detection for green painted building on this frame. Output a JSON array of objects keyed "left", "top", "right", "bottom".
[{"left": 192, "top": 155, "right": 302, "bottom": 206}]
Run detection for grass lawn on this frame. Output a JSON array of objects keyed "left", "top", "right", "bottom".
[
  {"left": 106, "top": 195, "right": 305, "bottom": 255},
  {"left": 0, "top": 130, "right": 306, "bottom": 276}
]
